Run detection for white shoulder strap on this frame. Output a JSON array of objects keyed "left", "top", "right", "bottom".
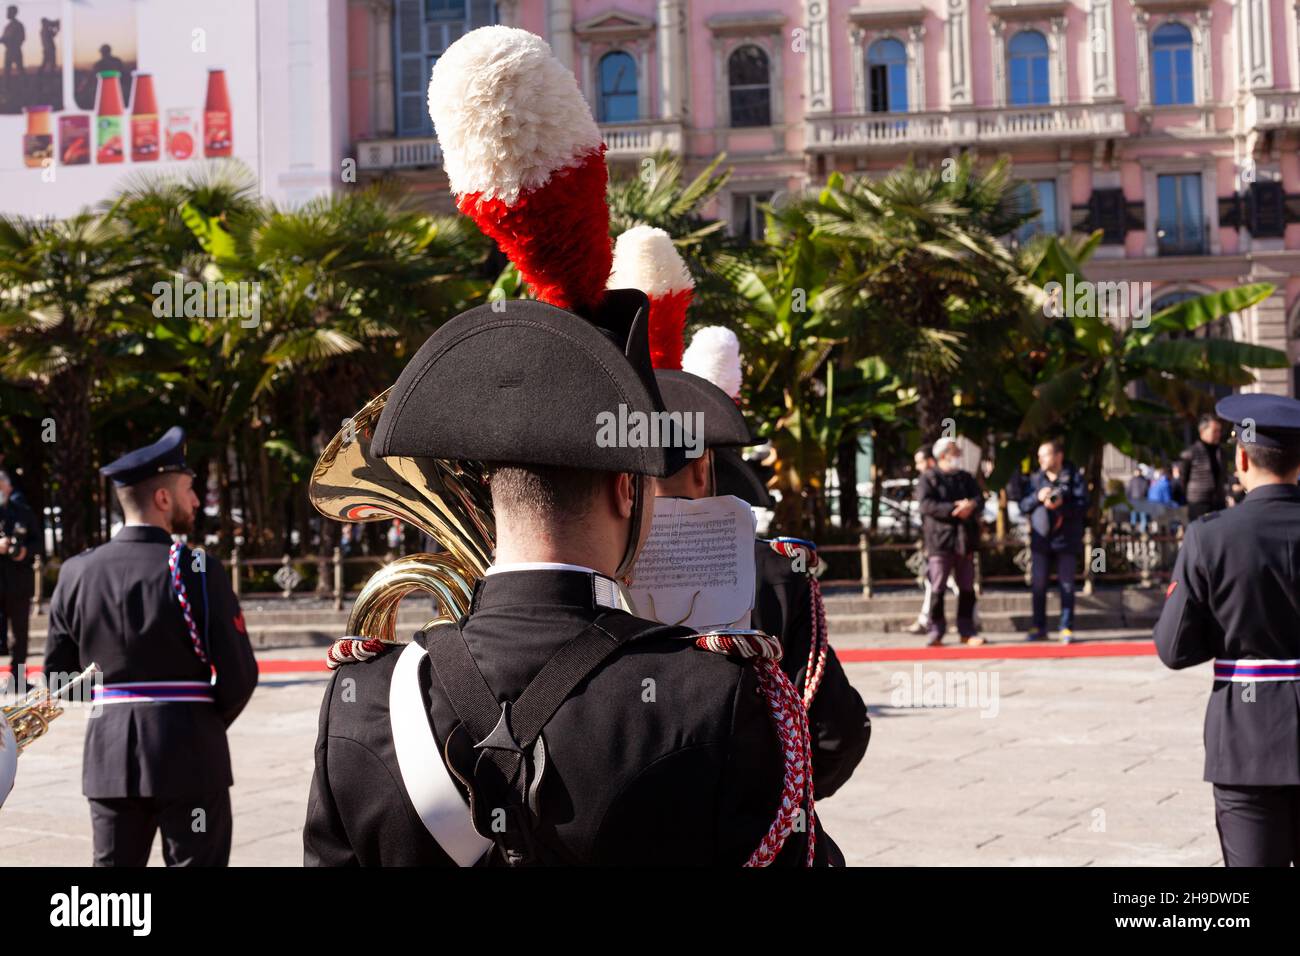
[{"left": 389, "top": 641, "right": 491, "bottom": 867}]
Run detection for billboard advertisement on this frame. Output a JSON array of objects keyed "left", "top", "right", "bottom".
[{"left": 0, "top": 0, "right": 259, "bottom": 217}]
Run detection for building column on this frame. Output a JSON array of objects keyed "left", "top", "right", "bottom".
[
  {"left": 549, "top": 0, "right": 574, "bottom": 69},
  {"left": 657, "top": 0, "right": 683, "bottom": 120},
  {"left": 1238, "top": 0, "right": 1273, "bottom": 90},
  {"left": 371, "top": 0, "right": 394, "bottom": 137},
  {"left": 989, "top": 17, "right": 1006, "bottom": 108},
  {"left": 947, "top": 0, "right": 973, "bottom": 107},
  {"left": 1087, "top": 0, "right": 1116, "bottom": 100},
  {"left": 909, "top": 24, "right": 926, "bottom": 112},
  {"left": 1134, "top": 10, "right": 1151, "bottom": 107},
  {"left": 1049, "top": 16, "right": 1067, "bottom": 105},
  {"left": 804, "top": 0, "right": 833, "bottom": 115}
]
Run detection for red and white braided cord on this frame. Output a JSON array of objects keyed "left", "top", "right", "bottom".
[
  {"left": 167, "top": 542, "right": 209, "bottom": 665},
  {"left": 326, "top": 636, "right": 389, "bottom": 670},
  {"left": 802, "top": 576, "right": 829, "bottom": 710},
  {"left": 695, "top": 632, "right": 816, "bottom": 867}
]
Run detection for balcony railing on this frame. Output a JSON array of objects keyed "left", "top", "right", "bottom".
[
  {"left": 355, "top": 120, "right": 682, "bottom": 172},
  {"left": 1243, "top": 89, "right": 1300, "bottom": 130},
  {"left": 600, "top": 120, "right": 683, "bottom": 158},
  {"left": 1156, "top": 219, "right": 1210, "bottom": 257},
  {"left": 807, "top": 102, "right": 1127, "bottom": 152},
  {"left": 356, "top": 136, "right": 443, "bottom": 171}
]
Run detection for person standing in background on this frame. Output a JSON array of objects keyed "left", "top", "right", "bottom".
[
  {"left": 0, "top": 470, "right": 38, "bottom": 691},
  {"left": 1180, "top": 414, "right": 1228, "bottom": 520},
  {"left": 918, "top": 438, "right": 984, "bottom": 647},
  {"left": 1020, "top": 440, "right": 1089, "bottom": 644}
]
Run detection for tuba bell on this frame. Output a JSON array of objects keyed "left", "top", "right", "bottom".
[
  {"left": 308, "top": 388, "right": 495, "bottom": 642},
  {"left": 2, "top": 664, "right": 99, "bottom": 808}
]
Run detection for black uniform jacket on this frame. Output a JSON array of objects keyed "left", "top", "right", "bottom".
[
  {"left": 0, "top": 496, "right": 39, "bottom": 596},
  {"left": 43, "top": 526, "right": 258, "bottom": 798},
  {"left": 1154, "top": 483, "right": 1300, "bottom": 785},
  {"left": 751, "top": 541, "right": 869, "bottom": 799},
  {"left": 304, "top": 569, "right": 834, "bottom": 866}
]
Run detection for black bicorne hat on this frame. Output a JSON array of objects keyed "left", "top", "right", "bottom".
[
  {"left": 372, "top": 290, "right": 687, "bottom": 478},
  {"left": 653, "top": 369, "right": 757, "bottom": 448}
]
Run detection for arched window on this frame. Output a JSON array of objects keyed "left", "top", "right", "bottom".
[
  {"left": 728, "top": 44, "right": 771, "bottom": 128},
  {"left": 867, "top": 38, "right": 908, "bottom": 113},
  {"left": 1007, "top": 30, "right": 1050, "bottom": 106},
  {"left": 1152, "top": 22, "right": 1194, "bottom": 106},
  {"left": 597, "top": 51, "right": 638, "bottom": 123}
]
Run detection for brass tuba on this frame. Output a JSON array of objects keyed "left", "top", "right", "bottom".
[
  {"left": 2, "top": 664, "right": 99, "bottom": 808},
  {"left": 308, "top": 389, "right": 495, "bottom": 642}
]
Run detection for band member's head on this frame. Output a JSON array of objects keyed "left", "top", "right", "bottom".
[
  {"left": 649, "top": 369, "right": 755, "bottom": 502},
  {"left": 115, "top": 471, "right": 200, "bottom": 535},
  {"left": 1217, "top": 395, "right": 1300, "bottom": 488},
  {"left": 100, "top": 426, "right": 199, "bottom": 535}
]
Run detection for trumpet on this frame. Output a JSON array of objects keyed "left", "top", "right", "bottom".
[
  {"left": 309, "top": 388, "right": 495, "bottom": 642},
  {"left": 2, "top": 664, "right": 99, "bottom": 808}
]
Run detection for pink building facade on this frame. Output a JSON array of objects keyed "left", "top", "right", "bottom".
[{"left": 346, "top": 0, "right": 1300, "bottom": 398}]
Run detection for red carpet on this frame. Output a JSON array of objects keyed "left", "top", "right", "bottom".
[
  {"left": 836, "top": 640, "right": 1157, "bottom": 662},
  {"left": 3, "top": 640, "right": 1160, "bottom": 680}
]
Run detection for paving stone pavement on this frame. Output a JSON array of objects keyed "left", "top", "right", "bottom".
[{"left": 0, "top": 650, "right": 1221, "bottom": 866}]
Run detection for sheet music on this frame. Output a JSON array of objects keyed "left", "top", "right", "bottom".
[{"left": 627, "top": 495, "right": 756, "bottom": 630}]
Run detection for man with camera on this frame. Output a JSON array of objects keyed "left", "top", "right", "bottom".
[
  {"left": 1019, "top": 440, "right": 1089, "bottom": 643},
  {"left": 0, "top": 470, "right": 38, "bottom": 691}
]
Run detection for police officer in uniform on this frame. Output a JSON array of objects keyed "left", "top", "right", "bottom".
[
  {"left": 652, "top": 368, "right": 871, "bottom": 799},
  {"left": 1155, "top": 394, "right": 1300, "bottom": 866},
  {"left": 44, "top": 427, "right": 258, "bottom": 866}
]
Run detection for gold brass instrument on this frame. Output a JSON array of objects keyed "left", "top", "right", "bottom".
[
  {"left": 2, "top": 664, "right": 100, "bottom": 806},
  {"left": 308, "top": 388, "right": 495, "bottom": 642}
]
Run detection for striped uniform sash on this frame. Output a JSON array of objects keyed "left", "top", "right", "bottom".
[
  {"left": 92, "top": 681, "right": 216, "bottom": 704},
  {"left": 1213, "top": 659, "right": 1300, "bottom": 683}
]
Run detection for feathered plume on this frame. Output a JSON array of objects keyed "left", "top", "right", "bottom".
[
  {"left": 427, "top": 26, "right": 611, "bottom": 312},
  {"left": 608, "top": 225, "right": 694, "bottom": 369},
  {"left": 682, "top": 326, "right": 744, "bottom": 401}
]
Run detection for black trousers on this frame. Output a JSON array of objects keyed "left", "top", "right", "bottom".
[
  {"left": 1, "top": 586, "right": 31, "bottom": 687},
  {"left": 1213, "top": 784, "right": 1300, "bottom": 867},
  {"left": 88, "top": 789, "right": 233, "bottom": 867}
]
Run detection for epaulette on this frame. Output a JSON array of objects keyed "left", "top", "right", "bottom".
[
  {"left": 692, "top": 630, "right": 783, "bottom": 662},
  {"left": 326, "top": 636, "right": 399, "bottom": 670},
  {"left": 767, "top": 536, "right": 819, "bottom": 572},
  {"left": 1196, "top": 510, "right": 1224, "bottom": 523}
]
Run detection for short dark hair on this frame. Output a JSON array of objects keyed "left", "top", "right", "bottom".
[
  {"left": 1039, "top": 438, "right": 1064, "bottom": 455},
  {"left": 114, "top": 472, "right": 176, "bottom": 515},
  {"left": 1198, "top": 413, "right": 1221, "bottom": 430},
  {"left": 1241, "top": 440, "right": 1300, "bottom": 478},
  {"left": 488, "top": 464, "right": 608, "bottom": 524}
]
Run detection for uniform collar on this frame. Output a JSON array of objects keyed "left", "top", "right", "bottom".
[
  {"left": 114, "top": 525, "right": 174, "bottom": 544},
  {"left": 1244, "top": 483, "right": 1300, "bottom": 503},
  {"left": 472, "top": 567, "right": 625, "bottom": 613}
]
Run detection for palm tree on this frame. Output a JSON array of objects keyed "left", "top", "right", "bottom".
[
  {"left": 1006, "top": 232, "right": 1284, "bottom": 530},
  {"left": 0, "top": 211, "right": 155, "bottom": 554},
  {"left": 810, "top": 156, "right": 1035, "bottom": 440}
]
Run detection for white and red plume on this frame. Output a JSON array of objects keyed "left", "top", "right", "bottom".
[
  {"left": 683, "top": 326, "right": 744, "bottom": 402},
  {"left": 608, "top": 225, "right": 694, "bottom": 370},
  {"left": 427, "top": 26, "right": 610, "bottom": 312}
]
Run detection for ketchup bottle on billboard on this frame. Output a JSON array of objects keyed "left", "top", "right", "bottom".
[
  {"left": 204, "top": 68, "right": 232, "bottom": 157},
  {"left": 95, "top": 70, "right": 125, "bottom": 164},
  {"left": 130, "top": 73, "right": 160, "bottom": 162}
]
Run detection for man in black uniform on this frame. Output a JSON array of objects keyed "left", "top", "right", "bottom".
[
  {"left": 0, "top": 469, "right": 39, "bottom": 691},
  {"left": 44, "top": 427, "right": 258, "bottom": 866},
  {"left": 650, "top": 368, "right": 870, "bottom": 800},
  {"left": 1155, "top": 393, "right": 1300, "bottom": 866},
  {"left": 305, "top": 292, "right": 829, "bottom": 866}
]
